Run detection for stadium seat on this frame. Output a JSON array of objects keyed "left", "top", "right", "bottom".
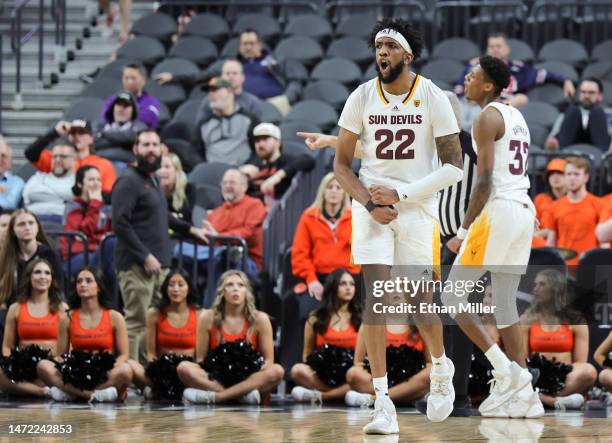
[
  {"left": 63, "top": 97, "right": 105, "bottom": 123},
  {"left": 533, "top": 61, "right": 579, "bottom": 83},
  {"left": 183, "top": 13, "right": 230, "bottom": 43},
  {"left": 508, "top": 38, "right": 535, "bottom": 63},
  {"left": 96, "top": 58, "right": 139, "bottom": 80},
  {"left": 432, "top": 38, "right": 480, "bottom": 63},
  {"left": 157, "top": 102, "right": 171, "bottom": 128},
  {"left": 326, "top": 37, "right": 371, "bottom": 67},
  {"left": 169, "top": 37, "right": 218, "bottom": 67},
  {"left": 420, "top": 59, "right": 465, "bottom": 85},
  {"left": 151, "top": 58, "right": 200, "bottom": 81},
  {"left": 590, "top": 39, "right": 612, "bottom": 63},
  {"left": 274, "top": 36, "right": 323, "bottom": 68},
  {"left": 562, "top": 144, "right": 603, "bottom": 165},
  {"left": 520, "top": 101, "right": 560, "bottom": 129},
  {"left": 537, "top": 39, "right": 588, "bottom": 66},
  {"left": 188, "top": 162, "right": 233, "bottom": 188},
  {"left": 527, "top": 122, "right": 550, "bottom": 149},
  {"left": 282, "top": 140, "right": 316, "bottom": 158},
  {"left": 285, "top": 100, "right": 338, "bottom": 131},
  {"left": 362, "top": 62, "right": 377, "bottom": 82},
  {"left": 144, "top": 80, "right": 186, "bottom": 111},
  {"left": 302, "top": 80, "right": 350, "bottom": 111},
  {"left": 172, "top": 99, "right": 202, "bottom": 128},
  {"left": 603, "top": 80, "right": 612, "bottom": 106},
  {"left": 165, "top": 138, "right": 204, "bottom": 173},
  {"left": 310, "top": 58, "right": 362, "bottom": 87},
  {"left": 284, "top": 14, "right": 332, "bottom": 44},
  {"left": 160, "top": 121, "right": 194, "bottom": 143},
  {"left": 130, "top": 12, "right": 177, "bottom": 42},
  {"left": 528, "top": 247, "right": 566, "bottom": 267},
  {"left": 15, "top": 163, "right": 36, "bottom": 182},
  {"left": 81, "top": 77, "right": 122, "bottom": 100},
  {"left": 526, "top": 84, "right": 567, "bottom": 108},
  {"left": 335, "top": 14, "right": 378, "bottom": 38},
  {"left": 261, "top": 101, "right": 283, "bottom": 125},
  {"left": 600, "top": 151, "right": 612, "bottom": 194},
  {"left": 581, "top": 61, "right": 612, "bottom": 82},
  {"left": 575, "top": 248, "right": 612, "bottom": 317},
  {"left": 527, "top": 144, "right": 550, "bottom": 172},
  {"left": 194, "top": 184, "right": 224, "bottom": 210},
  {"left": 280, "top": 121, "right": 322, "bottom": 143},
  {"left": 116, "top": 37, "right": 166, "bottom": 66},
  {"left": 431, "top": 79, "right": 452, "bottom": 91},
  {"left": 233, "top": 13, "right": 281, "bottom": 43}
]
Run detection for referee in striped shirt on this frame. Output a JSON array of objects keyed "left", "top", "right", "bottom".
[{"left": 440, "top": 91, "right": 478, "bottom": 415}]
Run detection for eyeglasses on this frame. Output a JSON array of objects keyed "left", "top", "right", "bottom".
[{"left": 52, "top": 154, "right": 74, "bottom": 160}]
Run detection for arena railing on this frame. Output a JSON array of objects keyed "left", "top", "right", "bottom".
[
  {"left": 262, "top": 149, "right": 326, "bottom": 285},
  {"left": 11, "top": 0, "right": 44, "bottom": 110},
  {"left": 99, "top": 232, "right": 248, "bottom": 308},
  {"left": 432, "top": 1, "right": 527, "bottom": 48}
]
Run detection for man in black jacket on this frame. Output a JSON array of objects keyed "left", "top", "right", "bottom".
[
  {"left": 111, "top": 129, "right": 205, "bottom": 363},
  {"left": 240, "top": 122, "right": 315, "bottom": 203}
]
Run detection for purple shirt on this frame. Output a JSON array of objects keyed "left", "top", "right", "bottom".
[{"left": 103, "top": 91, "right": 161, "bottom": 128}]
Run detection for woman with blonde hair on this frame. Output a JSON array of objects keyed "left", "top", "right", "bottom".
[
  {"left": 522, "top": 269, "right": 597, "bottom": 410},
  {"left": 291, "top": 172, "right": 360, "bottom": 300},
  {"left": 176, "top": 270, "right": 284, "bottom": 404}
]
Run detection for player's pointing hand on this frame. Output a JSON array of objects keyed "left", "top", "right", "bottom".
[
  {"left": 296, "top": 132, "right": 334, "bottom": 150},
  {"left": 371, "top": 206, "right": 398, "bottom": 225},
  {"left": 369, "top": 185, "right": 400, "bottom": 206}
]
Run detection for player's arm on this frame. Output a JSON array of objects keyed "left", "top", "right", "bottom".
[{"left": 334, "top": 128, "right": 397, "bottom": 224}]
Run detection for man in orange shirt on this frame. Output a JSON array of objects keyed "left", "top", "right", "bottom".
[
  {"left": 544, "top": 156, "right": 604, "bottom": 264},
  {"left": 202, "top": 168, "right": 266, "bottom": 275},
  {"left": 24, "top": 120, "right": 116, "bottom": 196},
  {"left": 596, "top": 194, "right": 612, "bottom": 244}
]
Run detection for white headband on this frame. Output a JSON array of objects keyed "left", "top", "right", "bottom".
[{"left": 375, "top": 29, "right": 412, "bottom": 54}]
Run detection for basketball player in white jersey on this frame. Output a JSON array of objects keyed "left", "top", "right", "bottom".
[
  {"left": 334, "top": 19, "right": 464, "bottom": 433},
  {"left": 442, "top": 55, "right": 544, "bottom": 418}
]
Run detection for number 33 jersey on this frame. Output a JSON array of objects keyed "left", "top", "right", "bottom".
[
  {"left": 472, "top": 102, "right": 532, "bottom": 207},
  {"left": 338, "top": 75, "right": 459, "bottom": 209}
]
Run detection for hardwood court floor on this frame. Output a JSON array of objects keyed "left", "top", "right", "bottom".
[{"left": 0, "top": 399, "right": 610, "bottom": 442}]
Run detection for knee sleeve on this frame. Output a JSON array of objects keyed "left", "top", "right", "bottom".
[{"left": 491, "top": 273, "right": 521, "bottom": 328}]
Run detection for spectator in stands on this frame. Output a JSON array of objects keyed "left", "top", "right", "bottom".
[
  {"left": 594, "top": 331, "right": 612, "bottom": 394},
  {"left": 543, "top": 157, "right": 604, "bottom": 265},
  {"left": 112, "top": 129, "right": 172, "bottom": 363},
  {"left": 95, "top": 91, "right": 147, "bottom": 152},
  {"left": 156, "top": 59, "right": 264, "bottom": 119},
  {"left": 0, "top": 136, "right": 24, "bottom": 211},
  {"left": 291, "top": 269, "right": 361, "bottom": 404},
  {"left": 522, "top": 270, "right": 597, "bottom": 409},
  {"left": 25, "top": 120, "right": 116, "bottom": 196},
  {"left": 533, "top": 158, "right": 568, "bottom": 246},
  {"left": 0, "top": 210, "right": 11, "bottom": 244},
  {"left": 197, "top": 77, "right": 259, "bottom": 165},
  {"left": 62, "top": 165, "right": 113, "bottom": 278},
  {"left": 99, "top": 0, "right": 132, "bottom": 44},
  {"left": 238, "top": 29, "right": 304, "bottom": 115},
  {"left": 23, "top": 143, "right": 77, "bottom": 223},
  {"left": 547, "top": 78, "right": 611, "bottom": 152},
  {"left": 0, "top": 209, "right": 64, "bottom": 309},
  {"left": 240, "top": 123, "right": 315, "bottom": 206},
  {"left": 201, "top": 169, "right": 266, "bottom": 275},
  {"left": 596, "top": 197, "right": 612, "bottom": 244},
  {"left": 454, "top": 33, "right": 575, "bottom": 108},
  {"left": 291, "top": 172, "right": 360, "bottom": 300},
  {"left": 104, "top": 63, "right": 161, "bottom": 129}
]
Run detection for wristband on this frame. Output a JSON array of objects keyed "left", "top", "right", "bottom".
[
  {"left": 456, "top": 227, "right": 468, "bottom": 240},
  {"left": 365, "top": 199, "right": 377, "bottom": 212}
]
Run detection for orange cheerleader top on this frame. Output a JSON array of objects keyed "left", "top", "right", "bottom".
[
  {"left": 156, "top": 307, "right": 197, "bottom": 351},
  {"left": 315, "top": 323, "right": 358, "bottom": 349},
  {"left": 69, "top": 309, "right": 114, "bottom": 352},
  {"left": 209, "top": 320, "right": 258, "bottom": 352},
  {"left": 529, "top": 323, "right": 574, "bottom": 354},
  {"left": 386, "top": 328, "right": 424, "bottom": 352},
  {"left": 17, "top": 303, "right": 60, "bottom": 342}
]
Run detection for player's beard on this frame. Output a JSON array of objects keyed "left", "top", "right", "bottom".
[{"left": 377, "top": 59, "right": 404, "bottom": 84}]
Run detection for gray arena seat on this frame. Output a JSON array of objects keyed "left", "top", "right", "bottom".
[
  {"left": 432, "top": 38, "right": 480, "bottom": 63},
  {"left": 183, "top": 14, "right": 230, "bottom": 43},
  {"left": 169, "top": 37, "right": 218, "bottom": 67},
  {"left": 130, "top": 12, "right": 177, "bottom": 42}
]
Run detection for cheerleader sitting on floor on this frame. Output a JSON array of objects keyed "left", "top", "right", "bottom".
[
  {"left": 522, "top": 270, "right": 597, "bottom": 410},
  {"left": 128, "top": 269, "right": 201, "bottom": 400},
  {"left": 290, "top": 269, "right": 361, "bottom": 403},
  {"left": 594, "top": 332, "right": 612, "bottom": 395},
  {"left": 177, "top": 270, "right": 284, "bottom": 404},
  {"left": 0, "top": 259, "right": 67, "bottom": 397},
  {"left": 37, "top": 267, "right": 133, "bottom": 402},
  {"left": 344, "top": 323, "right": 431, "bottom": 407}
]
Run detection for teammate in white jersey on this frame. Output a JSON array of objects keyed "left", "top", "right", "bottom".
[
  {"left": 333, "top": 19, "right": 464, "bottom": 433},
  {"left": 443, "top": 55, "right": 544, "bottom": 418}
]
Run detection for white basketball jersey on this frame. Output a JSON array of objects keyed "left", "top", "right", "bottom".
[
  {"left": 472, "top": 102, "right": 532, "bottom": 206},
  {"left": 338, "top": 75, "right": 459, "bottom": 215}
]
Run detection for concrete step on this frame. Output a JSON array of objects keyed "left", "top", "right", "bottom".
[{"left": 2, "top": 110, "right": 63, "bottom": 121}]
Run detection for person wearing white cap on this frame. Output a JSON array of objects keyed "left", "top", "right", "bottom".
[
  {"left": 240, "top": 123, "right": 314, "bottom": 204},
  {"left": 331, "top": 18, "right": 464, "bottom": 433}
]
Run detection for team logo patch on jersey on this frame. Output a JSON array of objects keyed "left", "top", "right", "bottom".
[
  {"left": 392, "top": 105, "right": 400, "bottom": 112},
  {"left": 414, "top": 99, "right": 420, "bottom": 107}
]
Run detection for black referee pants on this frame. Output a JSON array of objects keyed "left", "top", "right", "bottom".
[{"left": 440, "top": 235, "right": 473, "bottom": 403}]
